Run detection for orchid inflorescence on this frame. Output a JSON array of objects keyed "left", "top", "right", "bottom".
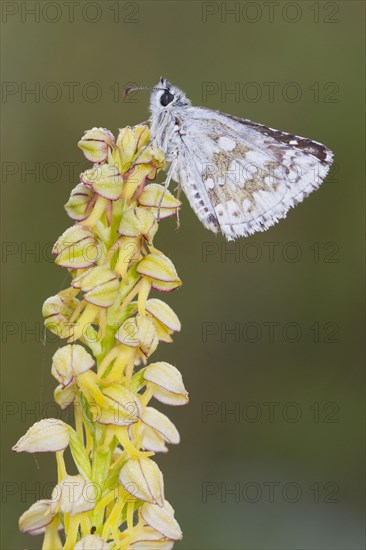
[{"left": 13, "top": 125, "right": 188, "bottom": 549}]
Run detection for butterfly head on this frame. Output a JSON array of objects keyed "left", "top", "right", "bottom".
[{"left": 150, "top": 77, "right": 191, "bottom": 114}]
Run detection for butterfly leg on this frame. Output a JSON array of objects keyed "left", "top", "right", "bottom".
[
  {"left": 174, "top": 184, "right": 182, "bottom": 230},
  {"left": 157, "top": 160, "right": 176, "bottom": 221}
]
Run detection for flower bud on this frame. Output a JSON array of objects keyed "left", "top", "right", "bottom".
[
  {"left": 132, "top": 423, "right": 168, "bottom": 454},
  {"left": 144, "top": 362, "right": 188, "bottom": 406},
  {"left": 119, "top": 457, "right": 164, "bottom": 506},
  {"left": 19, "top": 500, "right": 54, "bottom": 535},
  {"left": 52, "top": 474, "right": 96, "bottom": 516},
  {"left": 115, "top": 318, "right": 139, "bottom": 348},
  {"left": 51, "top": 344, "right": 95, "bottom": 387},
  {"left": 137, "top": 253, "right": 181, "bottom": 292},
  {"left": 141, "top": 500, "right": 183, "bottom": 541},
  {"left": 141, "top": 407, "right": 180, "bottom": 445},
  {"left": 129, "top": 526, "right": 174, "bottom": 549},
  {"left": 133, "top": 147, "right": 165, "bottom": 183},
  {"left": 138, "top": 184, "right": 181, "bottom": 219},
  {"left": 43, "top": 294, "right": 78, "bottom": 339},
  {"left": 75, "top": 535, "right": 112, "bottom": 549},
  {"left": 118, "top": 207, "right": 158, "bottom": 245},
  {"left": 72, "top": 266, "right": 120, "bottom": 307},
  {"left": 54, "top": 383, "right": 76, "bottom": 410},
  {"left": 136, "top": 315, "right": 159, "bottom": 357},
  {"left": 78, "top": 127, "right": 115, "bottom": 163},
  {"left": 53, "top": 225, "right": 100, "bottom": 269},
  {"left": 65, "top": 183, "right": 94, "bottom": 221},
  {"left": 115, "top": 316, "right": 158, "bottom": 357},
  {"left": 97, "top": 384, "right": 141, "bottom": 426},
  {"left": 116, "top": 127, "right": 139, "bottom": 170},
  {"left": 81, "top": 164, "right": 123, "bottom": 200},
  {"left": 146, "top": 299, "right": 181, "bottom": 333},
  {"left": 12, "top": 419, "right": 69, "bottom": 453},
  {"left": 134, "top": 124, "right": 151, "bottom": 150}
]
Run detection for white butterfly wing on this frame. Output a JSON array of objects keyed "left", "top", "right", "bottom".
[{"left": 173, "top": 107, "right": 333, "bottom": 240}]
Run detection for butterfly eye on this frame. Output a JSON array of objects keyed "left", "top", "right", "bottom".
[{"left": 160, "top": 90, "right": 174, "bottom": 106}]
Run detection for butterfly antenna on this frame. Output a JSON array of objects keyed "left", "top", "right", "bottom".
[{"left": 123, "top": 84, "right": 163, "bottom": 98}]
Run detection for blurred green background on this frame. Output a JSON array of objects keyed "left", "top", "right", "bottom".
[{"left": 1, "top": 1, "right": 365, "bottom": 548}]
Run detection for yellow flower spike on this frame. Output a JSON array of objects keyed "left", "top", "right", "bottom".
[
  {"left": 138, "top": 278, "right": 152, "bottom": 317},
  {"left": 18, "top": 125, "right": 187, "bottom": 549}
]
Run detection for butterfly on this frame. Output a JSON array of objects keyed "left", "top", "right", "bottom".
[{"left": 130, "top": 77, "right": 333, "bottom": 241}]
